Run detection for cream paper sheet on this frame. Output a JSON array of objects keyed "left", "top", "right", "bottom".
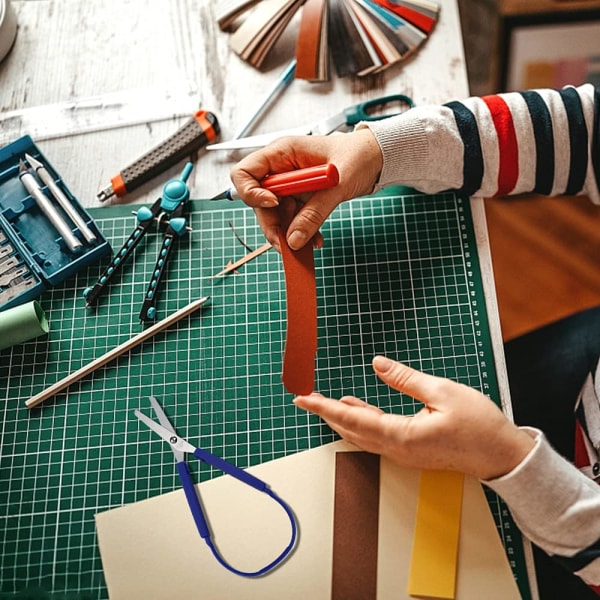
[{"left": 95, "top": 440, "right": 520, "bottom": 599}]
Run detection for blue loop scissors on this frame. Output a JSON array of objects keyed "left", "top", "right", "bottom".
[
  {"left": 134, "top": 396, "right": 298, "bottom": 577},
  {"left": 206, "top": 94, "right": 414, "bottom": 151}
]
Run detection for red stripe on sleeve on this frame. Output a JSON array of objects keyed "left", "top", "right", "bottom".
[{"left": 482, "top": 95, "right": 519, "bottom": 196}]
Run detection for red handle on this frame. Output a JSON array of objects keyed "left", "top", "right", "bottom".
[{"left": 261, "top": 163, "right": 339, "bottom": 196}]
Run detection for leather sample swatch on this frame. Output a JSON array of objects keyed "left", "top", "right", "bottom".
[
  {"left": 219, "top": 0, "right": 440, "bottom": 79},
  {"left": 295, "top": 0, "right": 329, "bottom": 81},
  {"left": 327, "top": 0, "right": 377, "bottom": 77},
  {"left": 229, "top": 0, "right": 304, "bottom": 68}
]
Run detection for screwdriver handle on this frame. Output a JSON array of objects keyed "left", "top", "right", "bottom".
[
  {"left": 261, "top": 163, "right": 339, "bottom": 196},
  {"left": 97, "top": 110, "right": 220, "bottom": 202},
  {"left": 220, "top": 163, "right": 339, "bottom": 201}
]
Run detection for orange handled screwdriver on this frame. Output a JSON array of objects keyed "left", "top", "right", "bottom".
[
  {"left": 97, "top": 110, "right": 220, "bottom": 202},
  {"left": 210, "top": 163, "right": 339, "bottom": 201}
]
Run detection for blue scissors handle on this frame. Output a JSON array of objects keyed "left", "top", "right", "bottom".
[
  {"left": 193, "top": 446, "right": 267, "bottom": 492},
  {"left": 178, "top": 460, "right": 211, "bottom": 539},
  {"left": 177, "top": 450, "right": 297, "bottom": 577},
  {"left": 136, "top": 398, "right": 298, "bottom": 577},
  {"left": 344, "top": 94, "right": 414, "bottom": 127}
]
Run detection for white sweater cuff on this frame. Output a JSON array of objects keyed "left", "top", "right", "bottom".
[{"left": 357, "top": 106, "right": 466, "bottom": 194}]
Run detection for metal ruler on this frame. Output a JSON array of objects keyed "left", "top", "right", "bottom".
[{"left": 0, "top": 80, "right": 200, "bottom": 145}]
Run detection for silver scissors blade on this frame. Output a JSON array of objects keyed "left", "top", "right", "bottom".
[
  {"left": 206, "top": 124, "right": 314, "bottom": 151},
  {"left": 149, "top": 395, "right": 175, "bottom": 433},
  {"left": 135, "top": 404, "right": 195, "bottom": 461}
]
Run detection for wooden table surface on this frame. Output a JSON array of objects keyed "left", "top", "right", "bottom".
[{"left": 0, "top": 0, "right": 469, "bottom": 207}]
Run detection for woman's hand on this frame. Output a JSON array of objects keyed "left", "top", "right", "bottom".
[
  {"left": 229, "top": 128, "right": 382, "bottom": 251},
  {"left": 294, "top": 355, "right": 535, "bottom": 480}
]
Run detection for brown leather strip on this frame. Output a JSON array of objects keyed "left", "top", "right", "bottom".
[
  {"left": 295, "top": 0, "right": 327, "bottom": 81},
  {"left": 332, "top": 452, "right": 380, "bottom": 600},
  {"left": 278, "top": 227, "right": 317, "bottom": 395}
]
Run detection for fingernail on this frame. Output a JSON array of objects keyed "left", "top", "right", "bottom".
[
  {"left": 261, "top": 198, "right": 278, "bottom": 208},
  {"left": 372, "top": 355, "right": 393, "bottom": 372},
  {"left": 287, "top": 230, "right": 307, "bottom": 250}
]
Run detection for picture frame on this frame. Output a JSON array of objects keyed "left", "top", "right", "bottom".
[{"left": 499, "top": 9, "right": 600, "bottom": 91}]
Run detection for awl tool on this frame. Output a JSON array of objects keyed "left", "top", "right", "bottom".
[
  {"left": 97, "top": 110, "right": 220, "bottom": 203},
  {"left": 211, "top": 163, "right": 340, "bottom": 201}
]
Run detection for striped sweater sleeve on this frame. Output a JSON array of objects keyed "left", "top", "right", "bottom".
[
  {"left": 359, "top": 83, "right": 600, "bottom": 203},
  {"left": 485, "top": 427, "right": 600, "bottom": 587}
]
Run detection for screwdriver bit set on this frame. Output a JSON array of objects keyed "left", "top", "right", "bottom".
[{"left": 0, "top": 136, "right": 110, "bottom": 311}]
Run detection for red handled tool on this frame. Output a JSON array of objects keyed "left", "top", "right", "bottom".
[
  {"left": 210, "top": 163, "right": 339, "bottom": 201},
  {"left": 97, "top": 110, "right": 220, "bottom": 202}
]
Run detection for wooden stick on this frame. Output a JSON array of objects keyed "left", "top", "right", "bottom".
[
  {"left": 210, "top": 242, "right": 272, "bottom": 279},
  {"left": 25, "top": 296, "right": 210, "bottom": 409}
]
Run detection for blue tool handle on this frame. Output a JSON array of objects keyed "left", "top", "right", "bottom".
[
  {"left": 193, "top": 447, "right": 268, "bottom": 492},
  {"left": 83, "top": 200, "right": 161, "bottom": 307},
  {"left": 177, "top": 460, "right": 211, "bottom": 539}
]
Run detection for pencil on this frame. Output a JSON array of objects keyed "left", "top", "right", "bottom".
[{"left": 25, "top": 296, "right": 210, "bottom": 409}]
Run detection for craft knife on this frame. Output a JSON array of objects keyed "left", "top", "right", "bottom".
[
  {"left": 18, "top": 161, "right": 83, "bottom": 253},
  {"left": 210, "top": 163, "right": 340, "bottom": 201}
]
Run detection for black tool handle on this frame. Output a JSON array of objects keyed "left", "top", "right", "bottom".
[
  {"left": 83, "top": 201, "right": 161, "bottom": 307},
  {"left": 106, "top": 110, "right": 219, "bottom": 199},
  {"left": 138, "top": 219, "right": 186, "bottom": 322}
]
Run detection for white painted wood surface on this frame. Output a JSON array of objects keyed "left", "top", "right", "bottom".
[{"left": 0, "top": 0, "right": 469, "bottom": 206}]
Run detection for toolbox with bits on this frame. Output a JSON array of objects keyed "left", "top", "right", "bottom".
[{"left": 0, "top": 136, "right": 111, "bottom": 311}]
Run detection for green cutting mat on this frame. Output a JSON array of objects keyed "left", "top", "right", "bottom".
[{"left": 0, "top": 190, "right": 531, "bottom": 599}]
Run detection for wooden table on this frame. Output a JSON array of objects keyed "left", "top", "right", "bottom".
[{"left": 0, "top": 0, "right": 468, "bottom": 205}]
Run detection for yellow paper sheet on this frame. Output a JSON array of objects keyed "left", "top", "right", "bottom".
[
  {"left": 95, "top": 441, "right": 520, "bottom": 600},
  {"left": 408, "top": 470, "right": 464, "bottom": 599}
]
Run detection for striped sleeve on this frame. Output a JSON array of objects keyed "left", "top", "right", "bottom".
[
  {"left": 485, "top": 427, "right": 600, "bottom": 588},
  {"left": 362, "top": 83, "right": 600, "bottom": 203}
]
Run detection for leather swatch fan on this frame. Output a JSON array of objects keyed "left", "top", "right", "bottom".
[{"left": 216, "top": 0, "right": 440, "bottom": 81}]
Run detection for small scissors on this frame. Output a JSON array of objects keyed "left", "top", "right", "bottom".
[
  {"left": 205, "top": 94, "right": 414, "bottom": 151},
  {"left": 134, "top": 396, "right": 297, "bottom": 577}
]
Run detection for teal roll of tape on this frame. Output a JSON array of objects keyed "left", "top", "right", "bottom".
[{"left": 0, "top": 301, "right": 49, "bottom": 350}]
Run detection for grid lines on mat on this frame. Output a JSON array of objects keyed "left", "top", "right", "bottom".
[{"left": 0, "top": 190, "right": 526, "bottom": 598}]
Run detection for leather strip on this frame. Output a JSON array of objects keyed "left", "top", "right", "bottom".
[
  {"left": 279, "top": 224, "right": 317, "bottom": 395},
  {"left": 331, "top": 452, "right": 380, "bottom": 600},
  {"left": 295, "top": 0, "right": 327, "bottom": 81}
]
